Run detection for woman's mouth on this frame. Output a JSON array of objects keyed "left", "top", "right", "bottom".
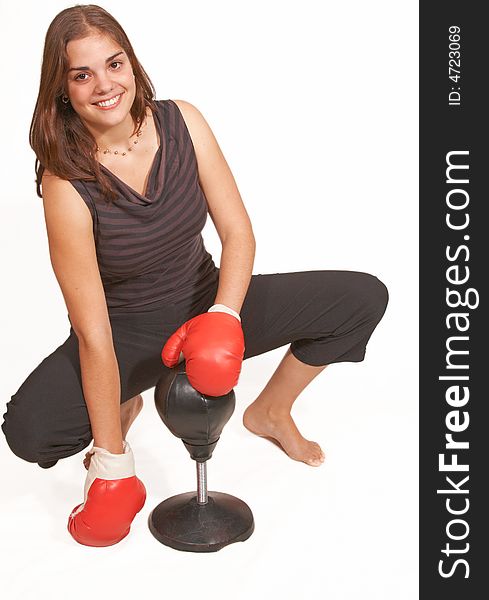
[{"left": 93, "top": 93, "right": 123, "bottom": 110}]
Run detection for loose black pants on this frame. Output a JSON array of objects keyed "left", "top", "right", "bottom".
[{"left": 2, "top": 269, "right": 388, "bottom": 466}]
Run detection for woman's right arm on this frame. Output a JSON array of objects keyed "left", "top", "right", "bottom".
[{"left": 41, "top": 171, "right": 123, "bottom": 453}]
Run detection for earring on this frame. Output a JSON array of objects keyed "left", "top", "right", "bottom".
[{"left": 62, "top": 95, "right": 69, "bottom": 104}]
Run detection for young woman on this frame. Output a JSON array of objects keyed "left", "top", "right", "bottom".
[{"left": 2, "top": 5, "right": 388, "bottom": 547}]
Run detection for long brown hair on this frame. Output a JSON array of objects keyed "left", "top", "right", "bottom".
[{"left": 30, "top": 4, "right": 158, "bottom": 204}]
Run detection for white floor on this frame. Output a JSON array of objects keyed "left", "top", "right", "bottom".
[{"left": 1, "top": 340, "right": 418, "bottom": 600}]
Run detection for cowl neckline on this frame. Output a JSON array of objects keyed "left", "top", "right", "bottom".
[{"left": 97, "top": 101, "right": 165, "bottom": 206}]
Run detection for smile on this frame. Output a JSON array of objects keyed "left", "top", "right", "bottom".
[{"left": 93, "top": 93, "right": 123, "bottom": 110}]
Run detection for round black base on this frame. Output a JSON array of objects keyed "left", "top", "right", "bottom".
[{"left": 148, "top": 491, "right": 254, "bottom": 552}]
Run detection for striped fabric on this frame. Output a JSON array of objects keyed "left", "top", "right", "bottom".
[{"left": 69, "top": 99, "right": 218, "bottom": 314}]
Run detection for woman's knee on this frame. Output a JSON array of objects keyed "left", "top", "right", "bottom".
[
  {"left": 2, "top": 391, "right": 91, "bottom": 465},
  {"left": 2, "top": 397, "right": 47, "bottom": 463},
  {"left": 366, "top": 274, "right": 389, "bottom": 319},
  {"left": 350, "top": 272, "right": 389, "bottom": 321}
]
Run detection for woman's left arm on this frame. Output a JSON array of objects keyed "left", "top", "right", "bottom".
[{"left": 172, "top": 99, "right": 256, "bottom": 315}]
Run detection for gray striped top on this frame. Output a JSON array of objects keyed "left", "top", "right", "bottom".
[{"left": 69, "top": 99, "right": 218, "bottom": 315}]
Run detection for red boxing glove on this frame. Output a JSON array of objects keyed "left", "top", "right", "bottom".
[
  {"left": 67, "top": 440, "right": 146, "bottom": 547},
  {"left": 161, "top": 305, "right": 245, "bottom": 396}
]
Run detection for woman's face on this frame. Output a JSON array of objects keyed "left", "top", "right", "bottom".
[{"left": 65, "top": 33, "right": 136, "bottom": 129}]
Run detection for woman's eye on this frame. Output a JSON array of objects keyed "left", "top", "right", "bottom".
[{"left": 74, "top": 61, "right": 123, "bottom": 81}]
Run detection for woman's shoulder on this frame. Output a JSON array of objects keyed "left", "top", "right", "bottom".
[
  {"left": 41, "top": 167, "right": 66, "bottom": 186},
  {"left": 161, "top": 98, "right": 198, "bottom": 119},
  {"left": 41, "top": 169, "right": 87, "bottom": 204},
  {"left": 41, "top": 168, "right": 77, "bottom": 188},
  {"left": 167, "top": 98, "right": 196, "bottom": 116},
  {"left": 165, "top": 99, "right": 205, "bottom": 134}
]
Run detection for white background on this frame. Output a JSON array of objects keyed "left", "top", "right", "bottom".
[{"left": 0, "top": 1, "right": 418, "bottom": 598}]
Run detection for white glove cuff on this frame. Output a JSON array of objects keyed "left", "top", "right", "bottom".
[
  {"left": 71, "top": 441, "right": 136, "bottom": 519},
  {"left": 89, "top": 439, "right": 135, "bottom": 480},
  {"left": 207, "top": 303, "right": 241, "bottom": 322}
]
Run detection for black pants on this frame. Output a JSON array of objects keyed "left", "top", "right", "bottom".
[{"left": 2, "top": 269, "right": 388, "bottom": 467}]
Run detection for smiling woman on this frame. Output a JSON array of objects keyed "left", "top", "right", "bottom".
[
  {"left": 5, "top": 1, "right": 390, "bottom": 553},
  {"left": 30, "top": 4, "right": 158, "bottom": 205},
  {"left": 64, "top": 36, "right": 136, "bottom": 137}
]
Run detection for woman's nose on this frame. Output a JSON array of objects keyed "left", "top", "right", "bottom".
[{"left": 94, "top": 73, "right": 116, "bottom": 93}]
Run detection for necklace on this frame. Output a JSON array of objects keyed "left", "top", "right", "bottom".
[{"left": 96, "top": 128, "right": 144, "bottom": 157}]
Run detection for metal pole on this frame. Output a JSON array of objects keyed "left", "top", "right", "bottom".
[{"left": 196, "top": 460, "right": 208, "bottom": 504}]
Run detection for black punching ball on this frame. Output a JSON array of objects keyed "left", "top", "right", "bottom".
[{"left": 148, "top": 361, "right": 254, "bottom": 552}]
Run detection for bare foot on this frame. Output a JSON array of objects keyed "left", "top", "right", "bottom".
[
  {"left": 242, "top": 401, "right": 325, "bottom": 467},
  {"left": 83, "top": 394, "right": 144, "bottom": 470}
]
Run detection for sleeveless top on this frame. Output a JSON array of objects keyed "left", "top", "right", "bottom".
[{"left": 69, "top": 99, "right": 219, "bottom": 315}]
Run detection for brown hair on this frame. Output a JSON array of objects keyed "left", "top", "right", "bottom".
[{"left": 30, "top": 4, "right": 158, "bottom": 204}]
